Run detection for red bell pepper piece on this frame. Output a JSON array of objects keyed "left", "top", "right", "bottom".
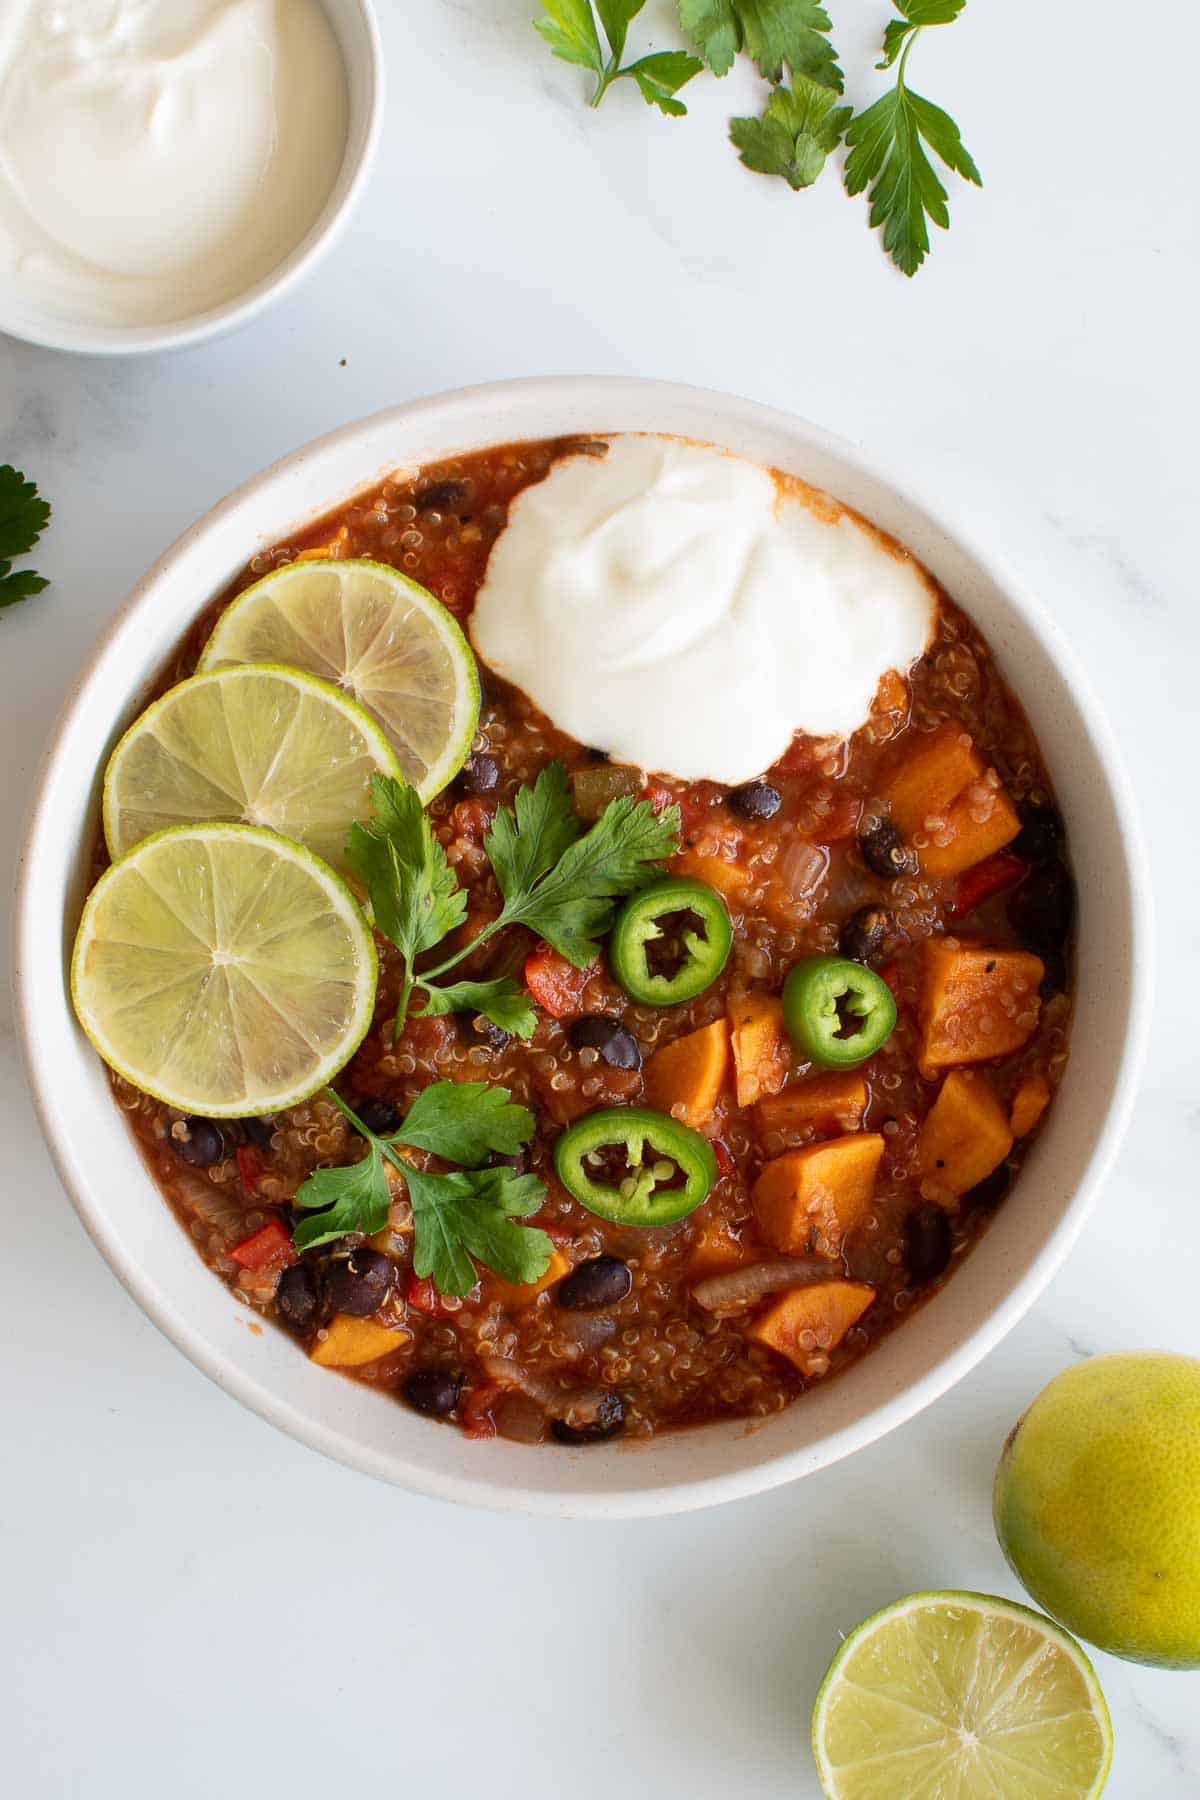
[
  {"left": 236, "top": 1144, "right": 263, "bottom": 1194},
  {"left": 461, "top": 1382, "right": 502, "bottom": 1440},
  {"left": 877, "top": 960, "right": 903, "bottom": 1000},
  {"left": 713, "top": 1139, "right": 736, "bottom": 1180},
  {"left": 949, "top": 852, "right": 1028, "bottom": 919},
  {"left": 406, "top": 1274, "right": 445, "bottom": 1315},
  {"left": 524, "top": 944, "right": 592, "bottom": 1019},
  {"left": 229, "top": 1218, "right": 295, "bottom": 1273}
]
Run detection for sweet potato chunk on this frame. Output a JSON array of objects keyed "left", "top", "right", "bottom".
[
  {"left": 752, "top": 1133, "right": 885, "bottom": 1258},
  {"left": 747, "top": 1281, "right": 876, "bottom": 1370},
  {"left": 884, "top": 723, "right": 1021, "bottom": 878},
  {"left": 886, "top": 724, "right": 984, "bottom": 832},
  {"left": 675, "top": 850, "right": 751, "bottom": 902},
  {"left": 310, "top": 1315, "right": 410, "bottom": 1368},
  {"left": 728, "top": 993, "right": 790, "bottom": 1107},
  {"left": 1010, "top": 1073, "right": 1051, "bottom": 1138},
  {"left": 918, "top": 1069, "right": 1013, "bottom": 1201},
  {"left": 644, "top": 1019, "right": 730, "bottom": 1127},
  {"left": 687, "top": 1212, "right": 749, "bottom": 1275},
  {"left": 755, "top": 1072, "right": 868, "bottom": 1137},
  {"left": 489, "top": 1249, "right": 570, "bottom": 1308},
  {"left": 918, "top": 938, "right": 1044, "bottom": 1077}
]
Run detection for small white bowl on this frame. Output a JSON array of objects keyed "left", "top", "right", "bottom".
[
  {"left": 13, "top": 378, "right": 1152, "bottom": 1516},
  {"left": 0, "top": 0, "right": 382, "bottom": 358}
]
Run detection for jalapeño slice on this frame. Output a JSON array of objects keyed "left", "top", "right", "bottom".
[
  {"left": 554, "top": 1106, "right": 717, "bottom": 1227},
  {"left": 609, "top": 877, "right": 732, "bottom": 1006},
  {"left": 782, "top": 954, "right": 897, "bottom": 1070}
]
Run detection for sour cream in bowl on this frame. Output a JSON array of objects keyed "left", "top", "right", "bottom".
[{"left": 0, "top": 0, "right": 382, "bottom": 355}]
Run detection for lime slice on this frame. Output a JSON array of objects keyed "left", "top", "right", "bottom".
[
  {"left": 197, "top": 558, "right": 480, "bottom": 800},
  {"left": 71, "top": 823, "right": 377, "bottom": 1117},
  {"left": 103, "top": 664, "right": 400, "bottom": 878},
  {"left": 811, "top": 1590, "right": 1112, "bottom": 1799}
]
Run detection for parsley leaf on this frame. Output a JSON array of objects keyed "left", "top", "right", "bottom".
[
  {"left": 730, "top": 72, "right": 851, "bottom": 188},
  {"left": 398, "top": 1080, "right": 536, "bottom": 1165},
  {"left": 678, "top": 0, "right": 843, "bottom": 89},
  {"left": 483, "top": 761, "right": 582, "bottom": 898},
  {"left": 352, "top": 761, "right": 679, "bottom": 1029},
  {"left": 406, "top": 1165, "right": 551, "bottom": 1297},
  {"left": 535, "top": 0, "right": 703, "bottom": 114},
  {"left": 0, "top": 466, "right": 51, "bottom": 611},
  {"left": 844, "top": 0, "right": 980, "bottom": 276},
  {"left": 487, "top": 767, "right": 681, "bottom": 968},
  {"left": 347, "top": 774, "right": 468, "bottom": 1035},
  {"left": 292, "top": 1145, "right": 392, "bottom": 1251},
  {"left": 418, "top": 978, "right": 538, "bottom": 1040},
  {"left": 291, "top": 1086, "right": 551, "bottom": 1296}
]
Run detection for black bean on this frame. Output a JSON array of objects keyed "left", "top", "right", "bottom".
[
  {"left": 240, "top": 1115, "right": 275, "bottom": 1149},
  {"left": 557, "top": 1255, "right": 633, "bottom": 1310},
  {"left": 418, "top": 480, "right": 468, "bottom": 512},
  {"left": 1008, "top": 862, "right": 1075, "bottom": 964},
  {"left": 567, "top": 1014, "right": 642, "bottom": 1070},
  {"left": 355, "top": 1096, "right": 401, "bottom": 1136},
  {"left": 463, "top": 1013, "right": 510, "bottom": 1051},
  {"left": 839, "top": 905, "right": 890, "bottom": 965},
  {"left": 903, "top": 1206, "right": 954, "bottom": 1284},
  {"left": 858, "top": 817, "right": 920, "bottom": 880},
  {"left": 174, "top": 1118, "right": 226, "bottom": 1168},
  {"left": 965, "top": 1164, "right": 1013, "bottom": 1212},
  {"left": 323, "top": 1247, "right": 395, "bottom": 1317},
  {"left": 276, "top": 1264, "right": 322, "bottom": 1335},
  {"left": 727, "top": 780, "right": 782, "bottom": 821},
  {"left": 584, "top": 746, "right": 611, "bottom": 764},
  {"left": 1011, "top": 803, "right": 1063, "bottom": 865},
  {"left": 458, "top": 752, "right": 499, "bottom": 796},
  {"left": 402, "top": 1368, "right": 463, "bottom": 1417},
  {"left": 551, "top": 1390, "right": 625, "bottom": 1444}
]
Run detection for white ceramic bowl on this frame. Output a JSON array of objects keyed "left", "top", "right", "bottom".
[
  {"left": 13, "top": 378, "right": 1151, "bottom": 1516},
  {"left": 0, "top": 0, "right": 382, "bottom": 357}
]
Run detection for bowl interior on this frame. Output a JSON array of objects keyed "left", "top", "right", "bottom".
[
  {"left": 0, "top": 0, "right": 381, "bottom": 356},
  {"left": 14, "top": 379, "right": 1148, "bottom": 1515}
]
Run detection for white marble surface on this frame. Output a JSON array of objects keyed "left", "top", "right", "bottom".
[{"left": 3, "top": 3, "right": 1198, "bottom": 1794}]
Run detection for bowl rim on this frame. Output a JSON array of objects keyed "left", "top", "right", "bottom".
[
  {"left": 0, "top": 0, "right": 384, "bottom": 358},
  {"left": 12, "top": 376, "right": 1153, "bottom": 1516}
]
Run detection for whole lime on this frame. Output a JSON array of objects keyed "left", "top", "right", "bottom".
[{"left": 994, "top": 1351, "right": 1200, "bottom": 1669}]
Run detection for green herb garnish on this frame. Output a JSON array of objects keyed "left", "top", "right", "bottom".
[
  {"left": 293, "top": 1084, "right": 552, "bottom": 1296},
  {"left": 348, "top": 764, "right": 680, "bottom": 1039},
  {"left": 729, "top": 71, "right": 851, "bottom": 190},
  {"left": 844, "top": 0, "right": 981, "bottom": 276},
  {"left": 0, "top": 466, "right": 51, "bottom": 610},
  {"left": 678, "top": 0, "right": 842, "bottom": 88},
  {"left": 534, "top": 0, "right": 704, "bottom": 114}
]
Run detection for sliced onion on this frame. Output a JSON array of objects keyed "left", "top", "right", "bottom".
[
  {"left": 481, "top": 1356, "right": 608, "bottom": 1419},
  {"left": 779, "top": 839, "right": 829, "bottom": 901},
  {"left": 691, "top": 1258, "right": 828, "bottom": 1314},
  {"left": 493, "top": 1391, "right": 548, "bottom": 1444}
]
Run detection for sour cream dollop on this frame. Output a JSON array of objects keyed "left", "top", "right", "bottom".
[
  {"left": 470, "top": 436, "right": 936, "bottom": 784},
  {"left": 0, "top": 0, "right": 347, "bottom": 328}
]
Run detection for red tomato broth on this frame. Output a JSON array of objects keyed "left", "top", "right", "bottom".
[{"left": 106, "top": 436, "right": 1073, "bottom": 1444}]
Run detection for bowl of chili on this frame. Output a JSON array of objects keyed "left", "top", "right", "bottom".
[{"left": 14, "top": 377, "right": 1150, "bottom": 1516}]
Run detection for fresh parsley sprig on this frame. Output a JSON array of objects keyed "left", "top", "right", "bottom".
[
  {"left": 0, "top": 465, "right": 51, "bottom": 610},
  {"left": 844, "top": 0, "right": 981, "bottom": 277},
  {"left": 348, "top": 766, "right": 680, "bottom": 1040},
  {"left": 730, "top": 72, "right": 851, "bottom": 190},
  {"left": 679, "top": 0, "right": 842, "bottom": 89},
  {"left": 535, "top": 0, "right": 703, "bottom": 115},
  {"left": 292, "top": 1083, "right": 552, "bottom": 1296}
]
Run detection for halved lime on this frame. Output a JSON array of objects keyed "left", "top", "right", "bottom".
[
  {"left": 811, "top": 1590, "right": 1112, "bottom": 1799},
  {"left": 103, "top": 664, "right": 400, "bottom": 877},
  {"left": 197, "top": 558, "right": 480, "bottom": 800},
  {"left": 71, "top": 823, "right": 377, "bottom": 1117}
]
